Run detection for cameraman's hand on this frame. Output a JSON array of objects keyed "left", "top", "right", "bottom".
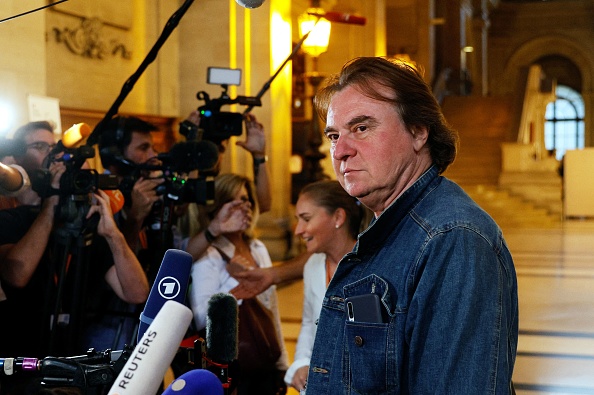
[
  {"left": 87, "top": 189, "right": 119, "bottom": 239},
  {"left": 129, "top": 176, "right": 164, "bottom": 223},
  {"left": 185, "top": 110, "right": 201, "bottom": 126},
  {"left": 49, "top": 161, "right": 66, "bottom": 190},
  {"left": 236, "top": 114, "right": 265, "bottom": 155}
]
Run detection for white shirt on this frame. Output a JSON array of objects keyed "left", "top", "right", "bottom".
[
  {"left": 188, "top": 235, "right": 288, "bottom": 370},
  {"left": 284, "top": 253, "right": 327, "bottom": 385}
]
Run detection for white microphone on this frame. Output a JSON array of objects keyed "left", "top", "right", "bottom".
[
  {"left": 235, "top": 0, "right": 265, "bottom": 9},
  {"left": 107, "top": 300, "right": 193, "bottom": 395}
]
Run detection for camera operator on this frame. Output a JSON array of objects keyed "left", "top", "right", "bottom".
[
  {"left": 0, "top": 121, "right": 149, "bottom": 361},
  {"left": 181, "top": 111, "right": 273, "bottom": 261}
]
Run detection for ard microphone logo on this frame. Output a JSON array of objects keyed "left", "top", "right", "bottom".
[{"left": 158, "top": 276, "right": 181, "bottom": 299}]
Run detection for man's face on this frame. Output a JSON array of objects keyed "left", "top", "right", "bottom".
[
  {"left": 16, "top": 129, "right": 56, "bottom": 172},
  {"left": 324, "top": 84, "right": 429, "bottom": 215},
  {"left": 123, "top": 131, "right": 157, "bottom": 165}
]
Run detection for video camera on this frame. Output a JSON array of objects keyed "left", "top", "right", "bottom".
[
  {"left": 194, "top": 67, "right": 262, "bottom": 145},
  {"left": 29, "top": 142, "right": 120, "bottom": 225},
  {"left": 32, "top": 143, "right": 119, "bottom": 197},
  {"left": 121, "top": 66, "right": 262, "bottom": 207}
]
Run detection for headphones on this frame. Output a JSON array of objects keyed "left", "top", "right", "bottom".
[{"left": 99, "top": 116, "right": 133, "bottom": 171}]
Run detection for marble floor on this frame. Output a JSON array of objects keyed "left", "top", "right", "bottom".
[{"left": 276, "top": 185, "right": 594, "bottom": 394}]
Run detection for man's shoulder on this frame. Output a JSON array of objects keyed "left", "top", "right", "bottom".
[{"left": 417, "top": 178, "right": 499, "bottom": 231}]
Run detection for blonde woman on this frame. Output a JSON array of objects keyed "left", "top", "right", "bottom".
[{"left": 188, "top": 173, "right": 288, "bottom": 395}]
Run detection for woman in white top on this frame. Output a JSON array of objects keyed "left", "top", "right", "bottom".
[
  {"left": 285, "top": 180, "right": 370, "bottom": 392},
  {"left": 188, "top": 173, "right": 288, "bottom": 395}
]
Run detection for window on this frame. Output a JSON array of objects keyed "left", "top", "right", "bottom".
[{"left": 544, "top": 85, "right": 585, "bottom": 160}]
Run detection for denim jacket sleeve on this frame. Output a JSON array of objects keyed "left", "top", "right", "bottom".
[{"left": 405, "top": 225, "right": 517, "bottom": 394}]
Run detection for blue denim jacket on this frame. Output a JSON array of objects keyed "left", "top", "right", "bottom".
[{"left": 305, "top": 166, "right": 518, "bottom": 394}]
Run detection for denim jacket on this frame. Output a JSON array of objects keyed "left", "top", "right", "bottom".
[{"left": 305, "top": 165, "right": 518, "bottom": 394}]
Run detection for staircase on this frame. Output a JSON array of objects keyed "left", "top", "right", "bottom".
[
  {"left": 463, "top": 184, "right": 561, "bottom": 229},
  {"left": 439, "top": 95, "right": 563, "bottom": 219},
  {"left": 441, "top": 95, "right": 514, "bottom": 186}
]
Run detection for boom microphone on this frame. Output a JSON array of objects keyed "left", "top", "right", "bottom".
[
  {"left": 235, "top": 0, "right": 265, "bottom": 9},
  {"left": 137, "top": 249, "right": 193, "bottom": 342},
  {"left": 308, "top": 11, "right": 367, "bottom": 25},
  {"left": 162, "top": 369, "right": 223, "bottom": 395},
  {"left": 107, "top": 300, "right": 193, "bottom": 395}
]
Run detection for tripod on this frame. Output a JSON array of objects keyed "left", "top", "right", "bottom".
[{"left": 45, "top": 192, "right": 97, "bottom": 357}]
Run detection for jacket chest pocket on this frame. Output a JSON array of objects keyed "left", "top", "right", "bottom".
[
  {"left": 344, "top": 321, "right": 398, "bottom": 394},
  {"left": 342, "top": 274, "right": 398, "bottom": 394}
]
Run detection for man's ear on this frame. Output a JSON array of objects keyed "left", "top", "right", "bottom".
[{"left": 411, "top": 126, "right": 428, "bottom": 152}]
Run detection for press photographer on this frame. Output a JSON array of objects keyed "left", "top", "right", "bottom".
[{"left": 0, "top": 121, "right": 149, "bottom": 394}]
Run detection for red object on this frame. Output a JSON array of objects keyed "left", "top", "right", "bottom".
[
  {"left": 102, "top": 189, "right": 125, "bottom": 214},
  {"left": 308, "top": 11, "right": 367, "bottom": 25}
]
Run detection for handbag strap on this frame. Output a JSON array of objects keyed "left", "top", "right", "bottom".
[{"left": 213, "top": 245, "right": 232, "bottom": 263}]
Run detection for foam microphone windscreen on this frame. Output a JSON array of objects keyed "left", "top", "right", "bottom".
[
  {"left": 107, "top": 300, "right": 192, "bottom": 395},
  {"left": 62, "top": 123, "right": 91, "bottom": 148},
  {"left": 162, "top": 369, "right": 223, "bottom": 395},
  {"left": 206, "top": 293, "right": 238, "bottom": 364},
  {"left": 138, "top": 249, "right": 193, "bottom": 342},
  {"left": 101, "top": 189, "right": 125, "bottom": 214}
]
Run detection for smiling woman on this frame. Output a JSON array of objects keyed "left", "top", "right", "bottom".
[{"left": 286, "top": 179, "right": 370, "bottom": 392}]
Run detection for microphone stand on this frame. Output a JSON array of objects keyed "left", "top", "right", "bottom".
[
  {"left": 243, "top": 29, "right": 312, "bottom": 115},
  {"left": 87, "top": 0, "right": 196, "bottom": 146}
]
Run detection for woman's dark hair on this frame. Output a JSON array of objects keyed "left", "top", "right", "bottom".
[
  {"left": 314, "top": 56, "right": 458, "bottom": 173},
  {"left": 299, "top": 180, "right": 370, "bottom": 239}
]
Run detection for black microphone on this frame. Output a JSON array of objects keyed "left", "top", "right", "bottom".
[
  {"left": 203, "top": 293, "right": 238, "bottom": 393},
  {"left": 235, "top": 0, "right": 265, "bottom": 9},
  {"left": 137, "top": 249, "right": 193, "bottom": 342}
]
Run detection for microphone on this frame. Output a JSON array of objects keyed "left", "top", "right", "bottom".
[
  {"left": 235, "top": 0, "right": 265, "bottom": 9},
  {"left": 107, "top": 300, "right": 193, "bottom": 395},
  {"left": 205, "top": 293, "right": 238, "bottom": 365},
  {"left": 62, "top": 123, "right": 91, "bottom": 148},
  {"left": 137, "top": 249, "right": 193, "bottom": 342},
  {"left": 203, "top": 293, "right": 238, "bottom": 392},
  {"left": 308, "top": 11, "right": 367, "bottom": 25},
  {"left": 101, "top": 188, "right": 126, "bottom": 214},
  {"left": 162, "top": 369, "right": 223, "bottom": 395},
  {"left": 0, "top": 163, "right": 30, "bottom": 196}
]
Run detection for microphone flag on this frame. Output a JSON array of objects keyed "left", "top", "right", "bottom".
[{"left": 137, "top": 249, "right": 193, "bottom": 342}]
